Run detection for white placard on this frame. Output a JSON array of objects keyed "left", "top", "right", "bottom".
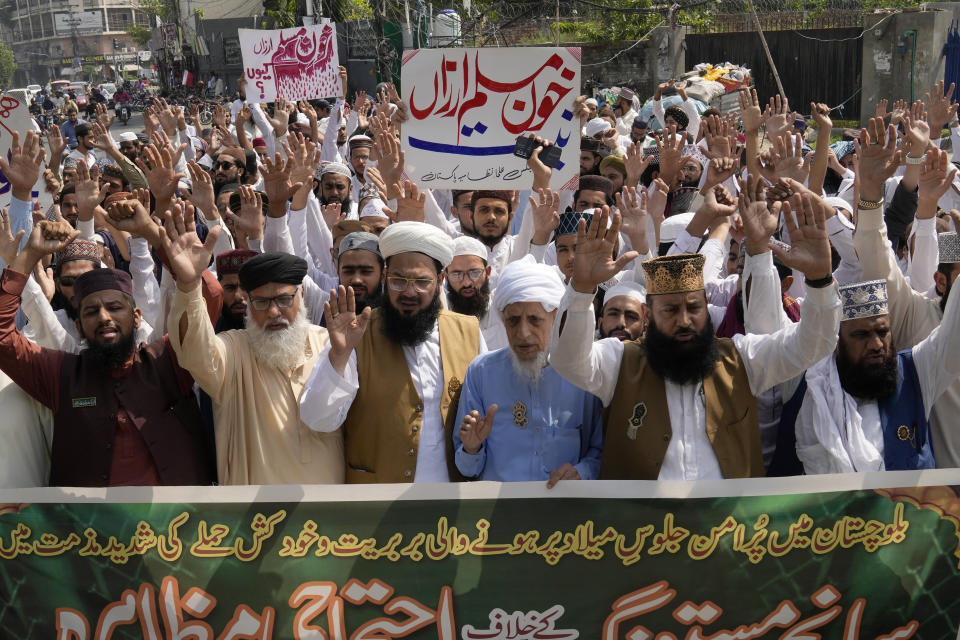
[
  {"left": 401, "top": 47, "right": 581, "bottom": 190},
  {"left": 238, "top": 23, "right": 342, "bottom": 103},
  {"left": 0, "top": 92, "right": 37, "bottom": 200}
]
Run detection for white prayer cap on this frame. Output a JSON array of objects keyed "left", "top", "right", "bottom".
[
  {"left": 117, "top": 131, "right": 138, "bottom": 142},
  {"left": 659, "top": 212, "right": 695, "bottom": 244},
  {"left": 295, "top": 111, "right": 310, "bottom": 125},
  {"left": 839, "top": 279, "right": 888, "bottom": 321},
  {"left": 585, "top": 98, "right": 598, "bottom": 108},
  {"left": 452, "top": 236, "right": 489, "bottom": 261},
  {"left": 493, "top": 255, "right": 566, "bottom": 316},
  {"left": 584, "top": 117, "right": 612, "bottom": 138},
  {"left": 379, "top": 221, "right": 455, "bottom": 267},
  {"left": 824, "top": 196, "right": 853, "bottom": 215},
  {"left": 320, "top": 162, "right": 352, "bottom": 178},
  {"left": 603, "top": 281, "right": 646, "bottom": 307},
  {"left": 198, "top": 154, "right": 214, "bottom": 170},
  {"left": 359, "top": 198, "right": 389, "bottom": 219},
  {"left": 318, "top": 117, "right": 330, "bottom": 131}
]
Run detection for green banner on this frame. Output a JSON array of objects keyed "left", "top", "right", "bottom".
[{"left": 1, "top": 472, "right": 959, "bottom": 639}]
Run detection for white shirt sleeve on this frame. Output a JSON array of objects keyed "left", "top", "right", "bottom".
[
  {"left": 826, "top": 212, "right": 861, "bottom": 285},
  {"left": 682, "top": 99, "right": 701, "bottom": 139},
  {"left": 743, "top": 250, "right": 790, "bottom": 334},
  {"left": 652, "top": 99, "right": 666, "bottom": 128},
  {"left": 128, "top": 237, "right": 163, "bottom": 340},
  {"left": 907, "top": 216, "right": 938, "bottom": 294},
  {"left": 549, "top": 284, "right": 625, "bottom": 407},
  {"left": 320, "top": 100, "right": 344, "bottom": 165},
  {"left": 423, "top": 189, "right": 460, "bottom": 239},
  {"left": 299, "top": 347, "right": 359, "bottom": 432},
  {"left": 248, "top": 103, "right": 277, "bottom": 159},
  {"left": 20, "top": 278, "right": 78, "bottom": 352},
  {"left": 733, "top": 282, "right": 841, "bottom": 395},
  {"left": 912, "top": 262, "right": 960, "bottom": 416},
  {"left": 263, "top": 215, "right": 296, "bottom": 255}
]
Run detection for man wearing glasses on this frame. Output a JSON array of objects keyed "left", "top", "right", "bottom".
[
  {"left": 300, "top": 221, "right": 485, "bottom": 484},
  {"left": 445, "top": 236, "right": 506, "bottom": 351},
  {"left": 212, "top": 151, "right": 246, "bottom": 195},
  {"left": 168, "top": 250, "right": 345, "bottom": 485}
]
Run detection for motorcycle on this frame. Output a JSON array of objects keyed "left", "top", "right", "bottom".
[{"left": 115, "top": 102, "right": 131, "bottom": 125}]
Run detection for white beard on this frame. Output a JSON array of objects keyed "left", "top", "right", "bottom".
[
  {"left": 510, "top": 349, "right": 549, "bottom": 385},
  {"left": 245, "top": 304, "right": 311, "bottom": 370}
]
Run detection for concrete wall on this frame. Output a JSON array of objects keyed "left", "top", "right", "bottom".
[
  {"left": 576, "top": 26, "right": 687, "bottom": 98},
  {"left": 861, "top": 9, "right": 953, "bottom": 124}
]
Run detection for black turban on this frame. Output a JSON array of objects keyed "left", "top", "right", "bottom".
[
  {"left": 72, "top": 268, "right": 132, "bottom": 307},
  {"left": 664, "top": 105, "right": 689, "bottom": 130},
  {"left": 238, "top": 252, "right": 308, "bottom": 293}
]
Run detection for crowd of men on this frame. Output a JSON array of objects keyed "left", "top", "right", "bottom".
[{"left": 1, "top": 67, "right": 959, "bottom": 489}]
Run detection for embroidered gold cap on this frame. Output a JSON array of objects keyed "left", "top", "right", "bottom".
[{"left": 641, "top": 253, "right": 705, "bottom": 295}]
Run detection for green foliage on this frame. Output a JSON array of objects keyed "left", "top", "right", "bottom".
[
  {"left": 263, "top": 0, "right": 298, "bottom": 27},
  {"left": 137, "top": 0, "right": 176, "bottom": 20},
  {"left": 0, "top": 41, "right": 15, "bottom": 90},
  {"left": 125, "top": 25, "right": 153, "bottom": 47},
  {"left": 342, "top": 0, "right": 373, "bottom": 20}
]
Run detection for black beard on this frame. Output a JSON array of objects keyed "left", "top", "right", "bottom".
[
  {"left": 219, "top": 307, "right": 246, "bottom": 330},
  {"left": 476, "top": 227, "right": 507, "bottom": 249},
  {"left": 355, "top": 290, "right": 381, "bottom": 312},
  {"left": 322, "top": 194, "right": 353, "bottom": 212},
  {"left": 84, "top": 330, "right": 136, "bottom": 371},
  {"left": 836, "top": 342, "right": 899, "bottom": 400},
  {"left": 381, "top": 291, "right": 441, "bottom": 347},
  {"left": 446, "top": 280, "right": 491, "bottom": 319},
  {"left": 644, "top": 316, "right": 719, "bottom": 385}
]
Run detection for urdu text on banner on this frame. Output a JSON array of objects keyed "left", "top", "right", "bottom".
[
  {"left": 239, "top": 23, "right": 342, "bottom": 103},
  {"left": 401, "top": 47, "right": 582, "bottom": 191}
]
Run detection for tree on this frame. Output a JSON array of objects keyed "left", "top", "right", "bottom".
[
  {"left": 0, "top": 41, "right": 16, "bottom": 90},
  {"left": 125, "top": 25, "right": 153, "bottom": 47},
  {"left": 137, "top": 0, "right": 176, "bottom": 22}
]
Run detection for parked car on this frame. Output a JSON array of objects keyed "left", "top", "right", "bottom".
[
  {"left": 99, "top": 82, "right": 116, "bottom": 102},
  {"left": 26, "top": 84, "right": 42, "bottom": 98}
]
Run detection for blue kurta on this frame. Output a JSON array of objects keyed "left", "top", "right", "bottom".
[{"left": 453, "top": 348, "right": 604, "bottom": 481}]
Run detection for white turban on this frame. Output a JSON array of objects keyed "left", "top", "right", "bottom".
[
  {"left": 320, "top": 162, "right": 352, "bottom": 178},
  {"left": 493, "top": 255, "right": 566, "bottom": 316},
  {"left": 359, "top": 198, "right": 389, "bottom": 219},
  {"left": 117, "top": 131, "right": 138, "bottom": 142},
  {"left": 379, "top": 221, "right": 455, "bottom": 267},
  {"left": 584, "top": 117, "right": 612, "bottom": 138},
  {"left": 452, "top": 236, "right": 489, "bottom": 261},
  {"left": 585, "top": 98, "right": 598, "bottom": 108},
  {"left": 603, "top": 281, "right": 646, "bottom": 306},
  {"left": 295, "top": 111, "right": 310, "bottom": 125}
]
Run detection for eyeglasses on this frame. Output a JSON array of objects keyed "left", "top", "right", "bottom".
[
  {"left": 386, "top": 275, "right": 435, "bottom": 293},
  {"left": 249, "top": 294, "right": 295, "bottom": 311},
  {"left": 447, "top": 269, "right": 484, "bottom": 283},
  {"left": 216, "top": 161, "right": 238, "bottom": 170}
]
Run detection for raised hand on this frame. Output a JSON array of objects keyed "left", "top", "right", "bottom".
[
  {"left": 258, "top": 153, "right": 304, "bottom": 207},
  {"left": 325, "top": 284, "right": 372, "bottom": 373},
  {"left": 770, "top": 133, "right": 811, "bottom": 183},
  {"left": 526, "top": 135, "right": 554, "bottom": 191},
  {"left": 223, "top": 185, "right": 265, "bottom": 239},
  {"left": 45, "top": 125, "right": 66, "bottom": 163},
  {"left": 33, "top": 261, "right": 56, "bottom": 303},
  {"left": 529, "top": 188, "right": 560, "bottom": 244},
  {"left": 903, "top": 100, "right": 930, "bottom": 151},
  {"left": 737, "top": 175, "right": 779, "bottom": 255},
  {"left": 375, "top": 129, "right": 405, "bottom": 196},
  {"left": 0, "top": 131, "right": 46, "bottom": 201},
  {"left": 320, "top": 202, "right": 345, "bottom": 229},
  {"left": 656, "top": 127, "right": 683, "bottom": 187},
  {"left": 14, "top": 220, "right": 79, "bottom": 275},
  {"left": 875, "top": 98, "right": 889, "bottom": 122},
  {"left": 854, "top": 117, "right": 902, "bottom": 199},
  {"left": 74, "top": 161, "right": 106, "bottom": 220},
  {"left": 771, "top": 194, "right": 832, "bottom": 280},
  {"left": 890, "top": 99, "right": 907, "bottom": 125},
  {"left": 571, "top": 207, "right": 639, "bottom": 293},
  {"left": 763, "top": 94, "right": 792, "bottom": 137},
  {"left": 623, "top": 141, "right": 650, "bottom": 188},
  {"left": 185, "top": 161, "right": 218, "bottom": 220},
  {"left": 615, "top": 185, "right": 649, "bottom": 247},
  {"left": 159, "top": 201, "right": 221, "bottom": 291},
  {"left": 136, "top": 143, "right": 186, "bottom": 204},
  {"left": 738, "top": 88, "right": 763, "bottom": 133},
  {"left": 926, "top": 81, "right": 957, "bottom": 133},
  {"left": 918, "top": 148, "right": 957, "bottom": 203},
  {"left": 811, "top": 102, "right": 832, "bottom": 133},
  {"left": 94, "top": 103, "right": 115, "bottom": 131},
  {"left": 384, "top": 180, "right": 425, "bottom": 223},
  {"left": 86, "top": 122, "right": 113, "bottom": 151},
  {"left": 284, "top": 132, "right": 321, "bottom": 186},
  {"left": 459, "top": 404, "right": 499, "bottom": 455},
  {"left": 105, "top": 197, "right": 158, "bottom": 240},
  {"left": 0, "top": 208, "right": 26, "bottom": 267}
]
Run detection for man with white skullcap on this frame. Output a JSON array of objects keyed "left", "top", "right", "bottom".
[
  {"left": 301, "top": 221, "right": 485, "bottom": 483},
  {"left": 315, "top": 162, "right": 357, "bottom": 218},
  {"left": 357, "top": 183, "right": 389, "bottom": 235},
  {"left": 445, "top": 236, "right": 506, "bottom": 350},
  {"left": 772, "top": 275, "right": 960, "bottom": 475},
  {"left": 454, "top": 255, "right": 603, "bottom": 486},
  {"left": 598, "top": 281, "right": 647, "bottom": 341},
  {"left": 856, "top": 179, "right": 960, "bottom": 467}
]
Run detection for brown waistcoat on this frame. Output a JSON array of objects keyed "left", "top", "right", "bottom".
[
  {"left": 602, "top": 338, "right": 763, "bottom": 479},
  {"left": 343, "top": 309, "right": 479, "bottom": 483},
  {"left": 52, "top": 339, "right": 216, "bottom": 487}
]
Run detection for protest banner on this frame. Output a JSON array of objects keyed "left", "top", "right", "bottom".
[
  {"left": 401, "top": 47, "right": 582, "bottom": 191},
  {"left": 239, "top": 23, "right": 342, "bottom": 104},
  {"left": 0, "top": 92, "right": 38, "bottom": 198},
  {"left": 1, "top": 470, "right": 959, "bottom": 639}
]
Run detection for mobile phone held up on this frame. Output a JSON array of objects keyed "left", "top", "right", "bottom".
[{"left": 513, "top": 136, "right": 562, "bottom": 169}]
